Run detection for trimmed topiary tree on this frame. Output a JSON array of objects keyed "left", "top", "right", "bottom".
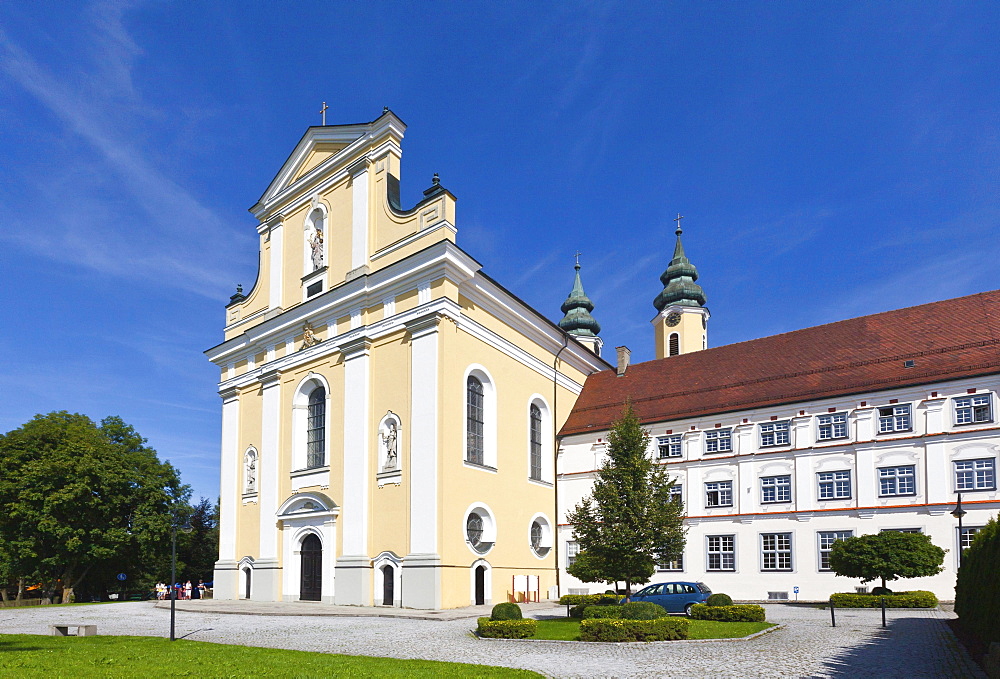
[
  {"left": 706, "top": 593, "right": 733, "bottom": 606},
  {"left": 619, "top": 601, "right": 668, "bottom": 620},
  {"left": 490, "top": 602, "right": 522, "bottom": 620},
  {"left": 955, "top": 517, "right": 1000, "bottom": 646},
  {"left": 828, "top": 531, "right": 945, "bottom": 591}
]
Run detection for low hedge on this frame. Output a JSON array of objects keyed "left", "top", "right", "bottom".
[
  {"left": 580, "top": 617, "right": 689, "bottom": 642},
  {"left": 620, "top": 601, "right": 669, "bottom": 620},
  {"left": 829, "top": 591, "right": 937, "bottom": 608},
  {"left": 476, "top": 618, "right": 537, "bottom": 638},
  {"left": 558, "top": 593, "right": 621, "bottom": 606},
  {"left": 689, "top": 604, "right": 766, "bottom": 622},
  {"left": 582, "top": 605, "right": 623, "bottom": 619},
  {"left": 490, "top": 602, "right": 522, "bottom": 620}
]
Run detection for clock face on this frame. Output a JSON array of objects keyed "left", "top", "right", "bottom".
[{"left": 665, "top": 312, "right": 682, "bottom": 327}]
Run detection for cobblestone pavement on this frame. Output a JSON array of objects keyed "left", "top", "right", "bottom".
[{"left": 0, "top": 602, "right": 984, "bottom": 678}]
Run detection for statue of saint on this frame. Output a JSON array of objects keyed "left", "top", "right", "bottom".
[
  {"left": 310, "top": 229, "right": 324, "bottom": 270},
  {"left": 383, "top": 421, "right": 398, "bottom": 470},
  {"left": 302, "top": 323, "right": 321, "bottom": 349},
  {"left": 245, "top": 451, "right": 257, "bottom": 493}
]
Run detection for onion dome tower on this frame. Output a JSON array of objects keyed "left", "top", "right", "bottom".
[
  {"left": 559, "top": 257, "right": 603, "bottom": 356},
  {"left": 652, "top": 215, "right": 709, "bottom": 359}
]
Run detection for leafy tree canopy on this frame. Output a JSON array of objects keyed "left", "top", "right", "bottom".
[
  {"left": 828, "top": 531, "right": 945, "bottom": 591},
  {"left": 567, "top": 401, "right": 685, "bottom": 592},
  {"left": 0, "top": 412, "right": 189, "bottom": 602}
]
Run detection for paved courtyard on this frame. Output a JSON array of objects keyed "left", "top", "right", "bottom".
[{"left": 0, "top": 601, "right": 984, "bottom": 678}]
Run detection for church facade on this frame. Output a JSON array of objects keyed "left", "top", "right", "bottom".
[
  {"left": 209, "top": 112, "right": 998, "bottom": 607},
  {"left": 205, "top": 111, "right": 607, "bottom": 608}
]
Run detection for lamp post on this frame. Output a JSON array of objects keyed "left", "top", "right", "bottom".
[
  {"left": 170, "top": 520, "right": 193, "bottom": 642},
  {"left": 951, "top": 493, "right": 967, "bottom": 571}
]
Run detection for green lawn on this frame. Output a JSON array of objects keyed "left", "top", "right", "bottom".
[
  {"left": 0, "top": 634, "right": 540, "bottom": 678},
  {"left": 532, "top": 617, "right": 774, "bottom": 641}
]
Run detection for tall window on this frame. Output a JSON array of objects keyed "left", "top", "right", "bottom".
[
  {"left": 705, "top": 481, "right": 733, "bottom": 508},
  {"left": 669, "top": 333, "right": 680, "bottom": 356},
  {"left": 877, "top": 404, "right": 911, "bottom": 433},
  {"left": 566, "top": 541, "right": 580, "bottom": 567},
  {"left": 818, "top": 412, "right": 848, "bottom": 440},
  {"left": 761, "top": 533, "right": 793, "bottom": 571},
  {"left": 818, "top": 530, "right": 852, "bottom": 570},
  {"left": 306, "top": 387, "right": 326, "bottom": 468},
  {"left": 960, "top": 526, "right": 983, "bottom": 551},
  {"left": 878, "top": 465, "right": 916, "bottom": 496},
  {"left": 707, "top": 535, "right": 735, "bottom": 571},
  {"left": 705, "top": 429, "right": 732, "bottom": 454},
  {"left": 761, "top": 475, "right": 792, "bottom": 503},
  {"left": 759, "top": 421, "right": 790, "bottom": 447},
  {"left": 955, "top": 459, "right": 996, "bottom": 491},
  {"left": 657, "top": 435, "right": 682, "bottom": 459},
  {"left": 466, "top": 377, "right": 485, "bottom": 465},
  {"left": 529, "top": 404, "right": 543, "bottom": 480},
  {"left": 955, "top": 395, "right": 992, "bottom": 425},
  {"left": 818, "top": 470, "right": 852, "bottom": 499}
]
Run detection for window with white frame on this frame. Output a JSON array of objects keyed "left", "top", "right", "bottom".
[
  {"left": 818, "top": 470, "right": 852, "bottom": 499},
  {"left": 667, "top": 483, "right": 683, "bottom": 504},
  {"left": 705, "top": 481, "right": 733, "bottom": 508},
  {"left": 529, "top": 516, "right": 552, "bottom": 558},
  {"left": 566, "top": 541, "right": 580, "bottom": 567},
  {"left": 760, "top": 421, "right": 790, "bottom": 447},
  {"left": 960, "top": 526, "right": 983, "bottom": 551},
  {"left": 466, "top": 376, "right": 485, "bottom": 465},
  {"left": 657, "top": 551, "right": 683, "bottom": 571},
  {"left": 707, "top": 535, "right": 735, "bottom": 571},
  {"left": 955, "top": 458, "right": 996, "bottom": 491},
  {"left": 306, "top": 387, "right": 326, "bottom": 468},
  {"left": 657, "top": 435, "right": 682, "bottom": 459},
  {"left": 760, "top": 475, "right": 792, "bottom": 503},
  {"left": 761, "top": 533, "right": 792, "bottom": 571},
  {"left": 818, "top": 530, "right": 852, "bottom": 570},
  {"left": 464, "top": 505, "right": 496, "bottom": 554},
  {"left": 529, "top": 404, "right": 543, "bottom": 480},
  {"left": 955, "top": 395, "right": 992, "bottom": 425},
  {"left": 880, "top": 528, "right": 922, "bottom": 534},
  {"left": 705, "top": 429, "right": 732, "bottom": 454},
  {"left": 878, "top": 404, "right": 911, "bottom": 433},
  {"left": 878, "top": 465, "right": 916, "bottom": 496},
  {"left": 818, "top": 412, "right": 848, "bottom": 440}
]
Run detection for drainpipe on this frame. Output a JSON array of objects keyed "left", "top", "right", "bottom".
[{"left": 552, "top": 334, "right": 570, "bottom": 599}]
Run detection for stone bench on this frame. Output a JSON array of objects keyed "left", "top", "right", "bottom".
[{"left": 49, "top": 624, "right": 97, "bottom": 637}]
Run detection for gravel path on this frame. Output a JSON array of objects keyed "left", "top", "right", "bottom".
[{"left": 0, "top": 602, "right": 984, "bottom": 678}]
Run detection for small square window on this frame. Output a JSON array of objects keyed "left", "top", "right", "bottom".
[
  {"left": 955, "top": 458, "right": 996, "bottom": 491},
  {"left": 818, "top": 470, "right": 852, "bottom": 499},
  {"left": 759, "top": 421, "right": 790, "bottom": 447},
  {"left": 667, "top": 483, "right": 683, "bottom": 505},
  {"left": 760, "top": 475, "right": 792, "bottom": 503},
  {"left": 306, "top": 281, "right": 323, "bottom": 297},
  {"left": 705, "top": 429, "right": 732, "bottom": 454},
  {"left": 877, "top": 404, "right": 911, "bottom": 433},
  {"left": 955, "top": 395, "right": 992, "bottom": 425},
  {"left": 878, "top": 465, "right": 916, "bottom": 497},
  {"left": 817, "top": 412, "right": 848, "bottom": 440},
  {"left": 657, "top": 435, "right": 682, "bottom": 459},
  {"left": 705, "top": 481, "right": 733, "bottom": 508}
]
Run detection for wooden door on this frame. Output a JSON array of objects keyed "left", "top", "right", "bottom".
[
  {"left": 300, "top": 534, "right": 322, "bottom": 601},
  {"left": 382, "top": 565, "right": 394, "bottom": 606},
  {"left": 474, "top": 566, "right": 486, "bottom": 605}
]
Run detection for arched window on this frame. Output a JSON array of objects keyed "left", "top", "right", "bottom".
[
  {"left": 669, "top": 333, "right": 680, "bottom": 357},
  {"left": 467, "top": 377, "right": 485, "bottom": 465},
  {"left": 529, "top": 404, "right": 543, "bottom": 481},
  {"left": 306, "top": 387, "right": 326, "bottom": 468}
]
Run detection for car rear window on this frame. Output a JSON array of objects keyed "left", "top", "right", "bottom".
[{"left": 697, "top": 582, "right": 711, "bottom": 594}]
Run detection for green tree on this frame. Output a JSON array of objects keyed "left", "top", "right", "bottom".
[
  {"left": 177, "top": 497, "right": 220, "bottom": 583},
  {"left": 828, "top": 531, "right": 945, "bottom": 591},
  {"left": 566, "top": 401, "right": 685, "bottom": 593},
  {"left": 0, "top": 412, "right": 188, "bottom": 603}
]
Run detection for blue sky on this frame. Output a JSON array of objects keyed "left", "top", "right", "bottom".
[{"left": 2, "top": 2, "right": 998, "bottom": 503}]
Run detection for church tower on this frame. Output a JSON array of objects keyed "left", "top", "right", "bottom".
[
  {"left": 652, "top": 216, "right": 709, "bottom": 359},
  {"left": 559, "top": 259, "right": 602, "bottom": 356}
]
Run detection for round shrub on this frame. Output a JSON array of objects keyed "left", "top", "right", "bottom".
[
  {"left": 871, "top": 586, "right": 893, "bottom": 596},
  {"left": 706, "top": 593, "right": 733, "bottom": 606},
  {"left": 619, "top": 601, "right": 668, "bottom": 620},
  {"left": 490, "top": 602, "right": 522, "bottom": 620}
]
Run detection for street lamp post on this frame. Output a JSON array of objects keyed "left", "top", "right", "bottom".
[{"left": 951, "top": 493, "right": 967, "bottom": 570}]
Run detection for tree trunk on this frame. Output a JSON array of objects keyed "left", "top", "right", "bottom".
[
  {"left": 16, "top": 578, "right": 24, "bottom": 603},
  {"left": 881, "top": 576, "right": 886, "bottom": 591},
  {"left": 0, "top": 586, "right": 8, "bottom": 602}
]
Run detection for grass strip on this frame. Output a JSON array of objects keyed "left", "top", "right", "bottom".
[{"left": 0, "top": 634, "right": 540, "bottom": 678}]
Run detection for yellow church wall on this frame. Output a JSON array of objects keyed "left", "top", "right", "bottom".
[
  {"left": 292, "top": 142, "right": 349, "bottom": 182},
  {"left": 394, "top": 288, "right": 418, "bottom": 314},
  {"left": 235, "top": 383, "right": 263, "bottom": 559},
  {"left": 224, "top": 242, "right": 269, "bottom": 341}
]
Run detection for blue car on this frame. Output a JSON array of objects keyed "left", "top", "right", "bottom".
[{"left": 624, "top": 581, "right": 711, "bottom": 615}]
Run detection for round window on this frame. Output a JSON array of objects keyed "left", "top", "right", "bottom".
[
  {"left": 530, "top": 521, "right": 543, "bottom": 554},
  {"left": 466, "top": 513, "right": 484, "bottom": 549}
]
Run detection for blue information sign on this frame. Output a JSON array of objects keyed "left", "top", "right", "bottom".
[
  {"left": 117, "top": 573, "right": 127, "bottom": 581},
  {"left": 793, "top": 586, "right": 799, "bottom": 594}
]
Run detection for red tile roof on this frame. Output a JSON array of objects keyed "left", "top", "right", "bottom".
[{"left": 560, "top": 290, "right": 1000, "bottom": 436}]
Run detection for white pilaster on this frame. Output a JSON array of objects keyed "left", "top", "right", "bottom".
[
  {"left": 408, "top": 316, "right": 440, "bottom": 555},
  {"left": 214, "top": 389, "right": 240, "bottom": 600},
  {"left": 269, "top": 220, "right": 284, "bottom": 310},
  {"left": 351, "top": 163, "right": 369, "bottom": 270},
  {"left": 254, "top": 370, "right": 282, "bottom": 600}
]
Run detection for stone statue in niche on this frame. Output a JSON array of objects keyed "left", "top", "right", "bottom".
[
  {"left": 245, "top": 451, "right": 257, "bottom": 494},
  {"left": 309, "top": 229, "right": 324, "bottom": 270},
  {"left": 383, "top": 420, "right": 398, "bottom": 470},
  {"left": 301, "top": 323, "right": 322, "bottom": 350}
]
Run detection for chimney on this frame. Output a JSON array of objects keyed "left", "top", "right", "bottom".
[{"left": 616, "top": 346, "right": 631, "bottom": 377}]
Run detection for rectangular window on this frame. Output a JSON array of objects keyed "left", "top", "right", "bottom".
[
  {"left": 817, "top": 412, "right": 848, "bottom": 440},
  {"left": 668, "top": 483, "right": 683, "bottom": 504},
  {"left": 707, "top": 535, "right": 736, "bottom": 571},
  {"left": 960, "top": 526, "right": 983, "bottom": 551},
  {"left": 955, "top": 395, "right": 992, "bottom": 425},
  {"left": 761, "top": 533, "right": 793, "bottom": 571},
  {"left": 818, "top": 530, "right": 853, "bottom": 570},
  {"left": 529, "top": 405, "right": 543, "bottom": 481},
  {"left": 566, "top": 541, "right": 580, "bottom": 567},
  {"left": 880, "top": 528, "right": 922, "bottom": 533},
  {"left": 878, "top": 465, "right": 916, "bottom": 497},
  {"left": 759, "top": 421, "right": 790, "bottom": 447},
  {"left": 657, "top": 435, "right": 682, "bottom": 459},
  {"left": 878, "top": 404, "right": 912, "bottom": 433},
  {"left": 760, "top": 475, "right": 792, "bottom": 503},
  {"left": 705, "top": 481, "right": 733, "bottom": 508},
  {"left": 705, "top": 429, "right": 732, "bottom": 454},
  {"left": 955, "top": 459, "right": 996, "bottom": 491},
  {"left": 657, "top": 552, "right": 683, "bottom": 571},
  {"left": 818, "top": 470, "right": 852, "bottom": 499}
]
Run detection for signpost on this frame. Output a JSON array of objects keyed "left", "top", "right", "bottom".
[
  {"left": 117, "top": 573, "right": 127, "bottom": 603},
  {"left": 793, "top": 585, "right": 799, "bottom": 602}
]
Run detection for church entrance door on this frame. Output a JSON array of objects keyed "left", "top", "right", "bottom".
[
  {"left": 243, "top": 567, "right": 252, "bottom": 600},
  {"left": 299, "top": 534, "right": 322, "bottom": 601},
  {"left": 474, "top": 565, "right": 486, "bottom": 605},
  {"left": 382, "top": 565, "right": 394, "bottom": 605}
]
